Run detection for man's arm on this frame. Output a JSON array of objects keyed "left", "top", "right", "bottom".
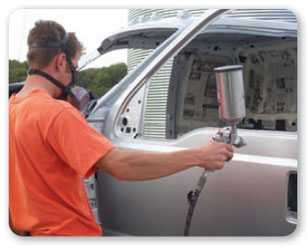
[{"left": 95, "top": 142, "right": 233, "bottom": 181}]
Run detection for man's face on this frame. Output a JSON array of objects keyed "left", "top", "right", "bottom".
[{"left": 56, "top": 52, "right": 80, "bottom": 86}]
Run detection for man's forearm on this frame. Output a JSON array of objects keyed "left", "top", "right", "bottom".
[{"left": 98, "top": 148, "right": 202, "bottom": 181}]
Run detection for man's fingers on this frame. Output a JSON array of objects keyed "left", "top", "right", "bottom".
[
  {"left": 226, "top": 154, "right": 233, "bottom": 162},
  {"left": 225, "top": 144, "right": 234, "bottom": 153},
  {"left": 222, "top": 147, "right": 233, "bottom": 161}
]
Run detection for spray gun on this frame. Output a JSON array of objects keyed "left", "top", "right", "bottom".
[{"left": 184, "top": 65, "right": 246, "bottom": 236}]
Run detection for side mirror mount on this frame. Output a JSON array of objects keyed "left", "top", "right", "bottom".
[{"left": 68, "top": 86, "right": 96, "bottom": 117}]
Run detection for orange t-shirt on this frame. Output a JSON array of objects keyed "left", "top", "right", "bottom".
[{"left": 9, "top": 88, "right": 115, "bottom": 236}]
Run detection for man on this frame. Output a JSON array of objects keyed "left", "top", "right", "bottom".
[{"left": 9, "top": 20, "right": 233, "bottom": 236}]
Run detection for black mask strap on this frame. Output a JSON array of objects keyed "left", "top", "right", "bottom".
[
  {"left": 65, "top": 56, "right": 78, "bottom": 87},
  {"left": 27, "top": 68, "right": 71, "bottom": 99},
  {"left": 58, "top": 33, "right": 78, "bottom": 87}
]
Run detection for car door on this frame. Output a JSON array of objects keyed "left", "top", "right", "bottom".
[{"left": 86, "top": 9, "right": 297, "bottom": 236}]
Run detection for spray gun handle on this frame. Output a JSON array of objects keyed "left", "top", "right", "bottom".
[{"left": 198, "top": 170, "right": 209, "bottom": 191}]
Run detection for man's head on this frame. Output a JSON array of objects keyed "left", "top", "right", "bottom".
[{"left": 27, "top": 20, "right": 83, "bottom": 88}]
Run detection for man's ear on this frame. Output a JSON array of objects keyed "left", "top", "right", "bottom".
[{"left": 54, "top": 53, "right": 67, "bottom": 72}]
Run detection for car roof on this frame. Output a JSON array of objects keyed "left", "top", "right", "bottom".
[{"left": 97, "top": 9, "right": 297, "bottom": 55}]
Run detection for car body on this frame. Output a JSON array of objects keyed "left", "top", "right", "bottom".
[{"left": 9, "top": 9, "right": 298, "bottom": 236}]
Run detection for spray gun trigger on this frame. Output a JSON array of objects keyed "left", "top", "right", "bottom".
[
  {"left": 212, "top": 130, "right": 226, "bottom": 143},
  {"left": 212, "top": 127, "right": 231, "bottom": 144}
]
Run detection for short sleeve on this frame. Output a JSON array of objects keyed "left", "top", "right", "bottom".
[{"left": 46, "top": 107, "right": 115, "bottom": 178}]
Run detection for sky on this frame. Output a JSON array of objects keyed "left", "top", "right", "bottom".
[{"left": 8, "top": 9, "right": 128, "bottom": 68}]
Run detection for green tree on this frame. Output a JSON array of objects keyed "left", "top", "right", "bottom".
[
  {"left": 78, "top": 63, "right": 127, "bottom": 97},
  {"left": 9, "top": 60, "right": 28, "bottom": 83},
  {"left": 9, "top": 60, "right": 128, "bottom": 97}
]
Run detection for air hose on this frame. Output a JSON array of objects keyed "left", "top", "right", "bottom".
[{"left": 184, "top": 170, "right": 209, "bottom": 236}]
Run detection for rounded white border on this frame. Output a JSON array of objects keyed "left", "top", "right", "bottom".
[{"left": 1, "top": 1, "right": 306, "bottom": 249}]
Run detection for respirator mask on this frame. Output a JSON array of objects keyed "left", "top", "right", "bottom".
[{"left": 28, "top": 32, "right": 92, "bottom": 112}]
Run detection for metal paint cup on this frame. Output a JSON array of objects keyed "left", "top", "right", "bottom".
[{"left": 214, "top": 65, "right": 246, "bottom": 123}]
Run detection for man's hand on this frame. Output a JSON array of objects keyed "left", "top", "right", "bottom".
[{"left": 196, "top": 142, "right": 234, "bottom": 171}]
